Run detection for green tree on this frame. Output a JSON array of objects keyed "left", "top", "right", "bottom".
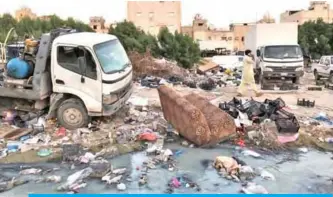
[
  {"left": 298, "top": 19, "right": 333, "bottom": 59},
  {"left": 0, "top": 14, "right": 93, "bottom": 42},
  {"left": 158, "top": 27, "right": 178, "bottom": 59},
  {"left": 0, "top": 13, "right": 17, "bottom": 41},
  {"left": 109, "top": 20, "right": 160, "bottom": 56},
  {"left": 109, "top": 21, "right": 201, "bottom": 69}
]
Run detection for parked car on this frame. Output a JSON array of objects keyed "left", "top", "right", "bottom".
[{"left": 312, "top": 55, "right": 333, "bottom": 82}]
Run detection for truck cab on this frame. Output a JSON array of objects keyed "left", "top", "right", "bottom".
[
  {"left": 256, "top": 44, "right": 304, "bottom": 86},
  {"left": 312, "top": 55, "right": 333, "bottom": 82},
  {"left": 244, "top": 23, "right": 304, "bottom": 89},
  {"left": 0, "top": 29, "right": 133, "bottom": 129}
]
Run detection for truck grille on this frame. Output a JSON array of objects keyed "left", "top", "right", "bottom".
[{"left": 267, "top": 66, "right": 297, "bottom": 72}]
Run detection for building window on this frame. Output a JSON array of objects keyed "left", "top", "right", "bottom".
[
  {"left": 221, "top": 37, "right": 227, "bottom": 40},
  {"left": 168, "top": 12, "right": 175, "bottom": 17},
  {"left": 93, "top": 25, "right": 97, "bottom": 30},
  {"left": 235, "top": 37, "right": 239, "bottom": 40},
  {"left": 241, "top": 37, "right": 244, "bottom": 42},
  {"left": 149, "top": 12, "right": 154, "bottom": 18},
  {"left": 228, "top": 37, "right": 232, "bottom": 40},
  {"left": 208, "top": 36, "right": 211, "bottom": 40},
  {"left": 136, "top": 12, "right": 142, "bottom": 16},
  {"left": 198, "top": 23, "right": 204, "bottom": 26}
]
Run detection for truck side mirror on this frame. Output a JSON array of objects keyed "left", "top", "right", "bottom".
[{"left": 256, "top": 50, "right": 260, "bottom": 57}]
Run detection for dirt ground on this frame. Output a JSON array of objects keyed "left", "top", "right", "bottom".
[{"left": 135, "top": 72, "right": 333, "bottom": 119}]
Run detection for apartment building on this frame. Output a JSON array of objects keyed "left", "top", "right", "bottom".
[
  {"left": 127, "top": 1, "right": 181, "bottom": 36},
  {"left": 89, "top": 16, "right": 109, "bottom": 33},
  {"left": 182, "top": 13, "right": 275, "bottom": 51},
  {"left": 280, "top": 1, "right": 333, "bottom": 24},
  {"left": 15, "top": 7, "right": 37, "bottom": 21},
  {"left": 229, "top": 23, "right": 254, "bottom": 51},
  {"left": 181, "top": 14, "right": 234, "bottom": 50}
]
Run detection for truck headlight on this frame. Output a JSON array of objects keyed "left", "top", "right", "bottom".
[
  {"left": 295, "top": 67, "right": 304, "bottom": 72},
  {"left": 103, "top": 94, "right": 118, "bottom": 105},
  {"left": 263, "top": 67, "right": 273, "bottom": 72}
]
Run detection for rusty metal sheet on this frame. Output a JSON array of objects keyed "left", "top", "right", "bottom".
[
  {"left": 158, "top": 85, "right": 211, "bottom": 146},
  {"left": 184, "top": 93, "right": 236, "bottom": 145}
]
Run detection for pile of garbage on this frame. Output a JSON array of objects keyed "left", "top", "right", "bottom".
[
  {"left": 219, "top": 97, "right": 300, "bottom": 149},
  {"left": 213, "top": 154, "right": 274, "bottom": 194},
  {"left": 128, "top": 51, "right": 188, "bottom": 79}
]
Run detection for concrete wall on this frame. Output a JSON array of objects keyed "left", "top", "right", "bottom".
[{"left": 127, "top": 1, "right": 181, "bottom": 36}]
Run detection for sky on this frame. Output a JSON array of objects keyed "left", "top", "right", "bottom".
[{"left": 0, "top": 0, "right": 331, "bottom": 28}]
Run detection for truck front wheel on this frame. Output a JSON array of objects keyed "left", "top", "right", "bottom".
[
  {"left": 57, "top": 98, "right": 89, "bottom": 130},
  {"left": 314, "top": 70, "right": 321, "bottom": 81},
  {"left": 329, "top": 72, "right": 333, "bottom": 83}
]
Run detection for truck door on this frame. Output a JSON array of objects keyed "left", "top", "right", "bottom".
[
  {"left": 317, "top": 56, "right": 326, "bottom": 74},
  {"left": 53, "top": 45, "right": 102, "bottom": 113},
  {"left": 322, "top": 57, "right": 331, "bottom": 75}
]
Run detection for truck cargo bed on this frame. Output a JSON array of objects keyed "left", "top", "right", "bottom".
[{"left": 0, "top": 86, "right": 41, "bottom": 100}]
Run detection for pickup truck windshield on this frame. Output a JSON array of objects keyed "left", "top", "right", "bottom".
[
  {"left": 264, "top": 45, "right": 303, "bottom": 59},
  {"left": 94, "top": 39, "right": 130, "bottom": 74}
]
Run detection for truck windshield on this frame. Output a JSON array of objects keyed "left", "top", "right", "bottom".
[
  {"left": 94, "top": 39, "right": 130, "bottom": 74},
  {"left": 264, "top": 45, "right": 303, "bottom": 59}
]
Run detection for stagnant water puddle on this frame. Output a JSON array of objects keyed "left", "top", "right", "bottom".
[{"left": 1, "top": 144, "right": 333, "bottom": 196}]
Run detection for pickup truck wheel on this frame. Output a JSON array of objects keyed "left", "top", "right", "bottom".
[
  {"left": 57, "top": 98, "right": 89, "bottom": 130},
  {"left": 329, "top": 72, "right": 333, "bottom": 83},
  {"left": 314, "top": 70, "right": 321, "bottom": 80}
]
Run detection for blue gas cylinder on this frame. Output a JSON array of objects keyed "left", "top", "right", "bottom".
[{"left": 6, "top": 57, "right": 33, "bottom": 79}]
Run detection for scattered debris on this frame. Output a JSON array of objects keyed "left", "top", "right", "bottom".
[
  {"left": 241, "top": 182, "right": 268, "bottom": 194},
  {"left": 242, "top": 150, "right": 261, "bottom": 158},
  {"left": 57, "top": 167, "right": 93, "bottom": 191},
  {"left": 297, "top": 99, "right": 315, "bottom": 107},
  {"left": 117, "top": 183, "right": 127, "bottom": 191},
  {"left": 19, "top": 168, "right": 42, "bottom": 175}
]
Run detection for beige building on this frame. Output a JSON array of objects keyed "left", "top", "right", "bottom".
[
  {"left": 230, "top": 13, "right": 275, "bottom": 51},
  {"left": 229, "top": 23, "right": 254, "bottom": 51},
  {"left": 181, "top": 14, "right": 234, "bottom": 50},
  {"left": 127, "top": 1, "right": 181, "bottom": 36},
  {"left": 280, "top": 1, "right": 333, "bottom": 24},
  {"left": 182, "top": 13, "right": 275, "bottom": 51},
  {"left": 15, "top": 7, "right": 37, "bottom": 21},
  {"left": 89, "top": 16, "right": 109, "bottom": 33}
]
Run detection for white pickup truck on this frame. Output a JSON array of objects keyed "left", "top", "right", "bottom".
[{"left": 312, "top": 55, "right": 333, "bottom": 82}]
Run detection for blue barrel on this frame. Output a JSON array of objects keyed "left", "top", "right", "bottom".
[{"left": 6, "top": 57, "right": 33, "bottom": 79}]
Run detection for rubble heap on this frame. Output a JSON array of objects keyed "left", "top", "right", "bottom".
[{"left": 128, "top": 51, "right": 188, "bottom": 79}]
